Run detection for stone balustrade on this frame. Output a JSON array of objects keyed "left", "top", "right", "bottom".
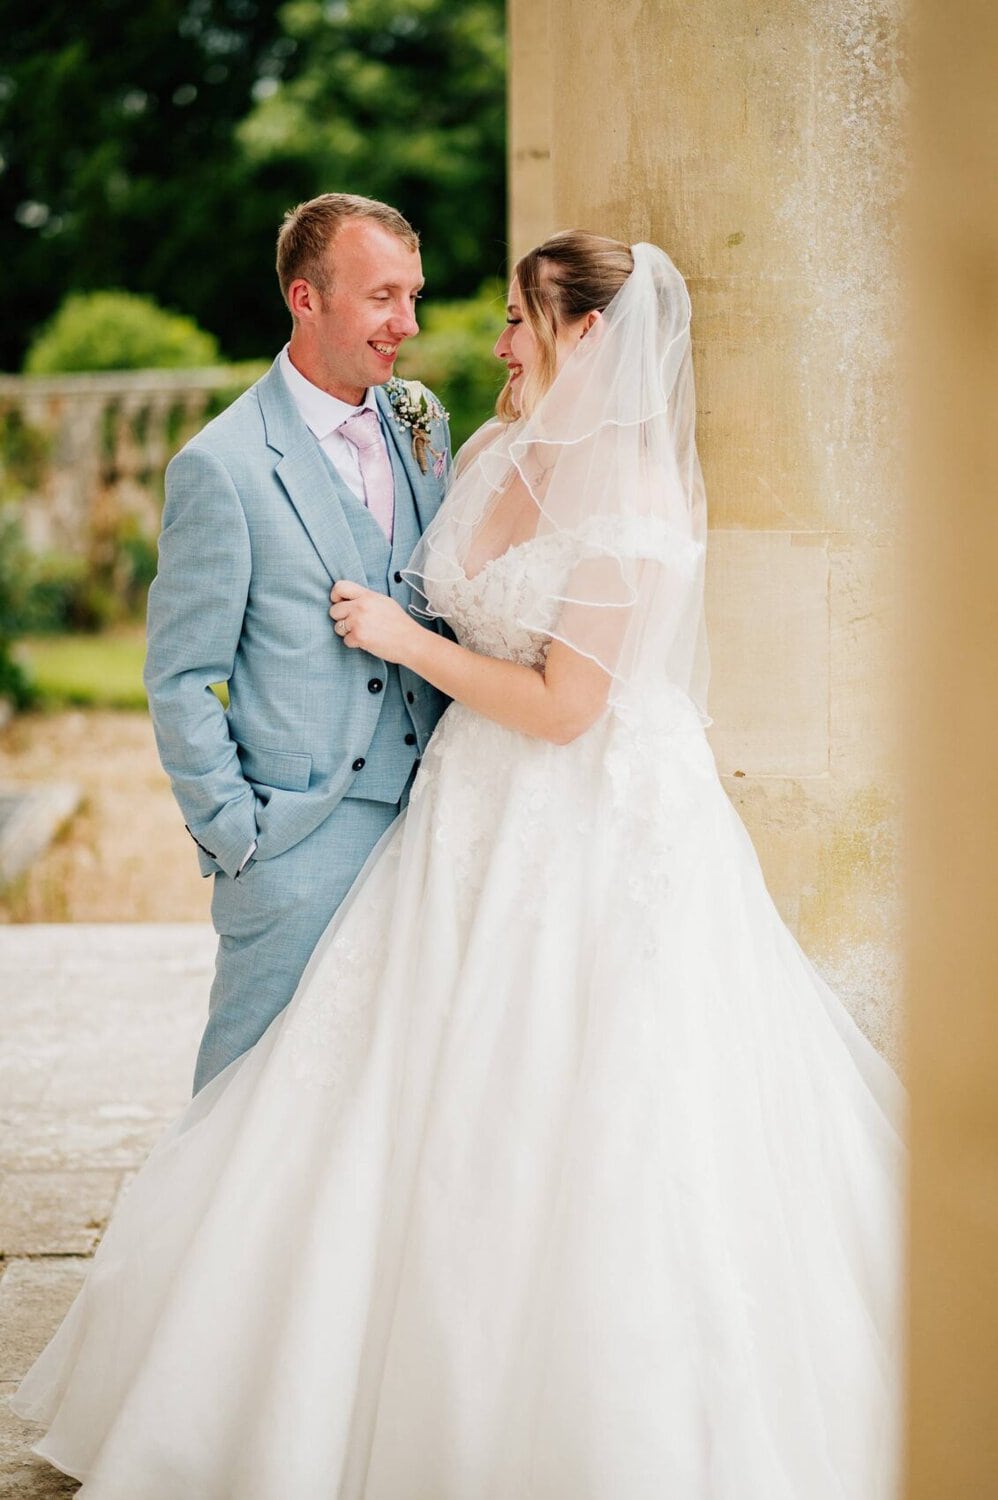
[{"left": 0, "top": 366, "right": 263, "bottom": 556}]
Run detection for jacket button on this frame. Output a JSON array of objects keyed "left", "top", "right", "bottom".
[
  {"left": 406, "top": 690, "right": 415, "bottom": 704},
  {"left": 404, "top": 732, "right": 417, "bottom": 747},
  {"left": 352, "top": 757, "right": 366, "bottom": 771},
  {"left": 394, "top": 570, "right": 403, "bottom": 584},
  {"left": 367, "top": 678, "right": 383, "bottom": 693}
]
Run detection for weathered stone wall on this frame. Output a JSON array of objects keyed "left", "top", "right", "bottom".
[{"left": 509, "top": 0, "right": 905, "bottom": 1058}]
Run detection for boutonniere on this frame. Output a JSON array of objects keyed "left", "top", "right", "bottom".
[{"left": 384, "top": 378, "right": 448, "bottom": 477}]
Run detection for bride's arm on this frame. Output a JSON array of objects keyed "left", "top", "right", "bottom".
[{"left": 330, "top": 581, "right": 609, "bottom": 745}]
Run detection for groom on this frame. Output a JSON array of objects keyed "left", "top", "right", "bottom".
[{"left": 144, "top": 193, "right": 450, "bottom": 1092}]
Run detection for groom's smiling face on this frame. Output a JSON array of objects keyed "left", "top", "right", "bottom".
[{"left": 292, "top": 218, "right": 423, "bottom": 405}]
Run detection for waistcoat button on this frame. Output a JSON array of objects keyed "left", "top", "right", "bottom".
[{"left": 367, "top": 678, "right": 383, "bottom": 693}]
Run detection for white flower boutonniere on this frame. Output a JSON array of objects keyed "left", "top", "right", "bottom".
[{"left": 384, "top": 378, "right": 448, "bottom": 478}]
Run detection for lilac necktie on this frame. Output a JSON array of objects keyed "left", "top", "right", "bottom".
[{"left": 339, "top": 409, "right": 395, "bottom": 542}]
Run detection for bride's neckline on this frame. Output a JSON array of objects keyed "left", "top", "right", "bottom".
[{"left": 462, "top": 533, "right": 542, "bottom": 583}]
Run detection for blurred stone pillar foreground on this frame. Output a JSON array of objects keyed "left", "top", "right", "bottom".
[
  {"left": 508, "top": 0, "right": 905, "bottom": 1054},
  {"left": 905, "top": 2, "right": 998, "bottom": 1496}
]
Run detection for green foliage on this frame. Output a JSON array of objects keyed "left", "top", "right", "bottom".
[
  {"left": 240, "top": 0, "right": 507, "bottom": 306},
  {"left": 0, "top": 499, "right": 158, "bottom": 708},
  {"left": 88, "top": 513, "right": 160, "bottom": 625},
  {"left": 16, "top": 628, "right": 148, "bottom": 710},
  {"left": 0, "top": 528, "right": 152, "bottom": 709},
  {"left": 25, "top": 291, "right": 220, "bottom": 374},
  {"left": 0, "top": 649, "right": 36, "bottom": 709},
  {"left": 24, "top": 516, "right": 159, "bottom": 635},
  {"left": 397, "top": 281, "right": 506, "bottom": 449},
  {"left": 0, "top": 410, "right": 51, "bottom": 498},
  {"left": 24, "top": 554, "right": 119, "bottom": 635},
  {"left": 0, "top": 510, "right": 39, "bottom": 706},
  {"left": 0, "top": 1, "right": 297, "bottom": 369},
  {"left": 114, "top": 522, "right": 159, "bottom": 598},
  {"left": 0, "top": 0, "right": 506, "bottom": 370}
]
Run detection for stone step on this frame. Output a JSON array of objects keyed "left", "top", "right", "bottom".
[{"left": 0, "top": 923, "right": 214, "bottom": 1494}]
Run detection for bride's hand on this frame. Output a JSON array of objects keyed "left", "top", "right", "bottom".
[{"left": 329, "top": 581, "right": 420, "bottom": 664}]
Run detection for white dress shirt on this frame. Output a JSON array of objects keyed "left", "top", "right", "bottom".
[{"left": 278, "top": 345, "right": 388, "bottom": 502}]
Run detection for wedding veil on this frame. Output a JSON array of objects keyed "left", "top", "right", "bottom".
[{"left": 406, "top": 242, "right": 710, "bottom": 720}]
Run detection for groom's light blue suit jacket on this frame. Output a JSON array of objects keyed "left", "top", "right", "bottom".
[{"left": 143, "top": 357, "right": 450, "bottom": 880}]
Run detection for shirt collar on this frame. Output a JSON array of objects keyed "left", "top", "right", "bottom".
[{"left": 279, "top": 345, "right": 378, "bottom": 440}]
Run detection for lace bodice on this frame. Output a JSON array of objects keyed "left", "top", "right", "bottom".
[{"left": 424, "top": 533, "right": 578, "bottom": 668}]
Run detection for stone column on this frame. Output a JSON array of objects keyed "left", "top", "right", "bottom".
[
  {"left": 905, "top": 1, "right": 998, "bottom": 1493},
  {"left": 508, "top": 0, "right": 905, "bottom": 1057}
]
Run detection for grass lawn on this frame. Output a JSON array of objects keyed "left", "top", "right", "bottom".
[
  {"left": 17, "top": 626, "right": 149, "bottom": 709},
  {"left": 16, "top": 628, "right": 231, "bottom": 709}
]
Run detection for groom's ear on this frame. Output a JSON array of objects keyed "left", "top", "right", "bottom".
[{"left": 288, "top": 278, "right": 320, "bottom": 319}]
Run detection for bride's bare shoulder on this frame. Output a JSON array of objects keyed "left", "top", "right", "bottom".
[{"left": 453, "top": 419, "right": 507, "bottom": 478}]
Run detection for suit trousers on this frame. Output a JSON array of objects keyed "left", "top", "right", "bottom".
[{"left": 193, "top": 793, "right": 403, "bottom": 1093}]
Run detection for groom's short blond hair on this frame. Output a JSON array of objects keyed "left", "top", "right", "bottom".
[{"left": 276, "top": 193, "right": 419, "bottom": 305}]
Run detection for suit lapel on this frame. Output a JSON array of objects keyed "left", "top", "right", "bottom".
[{"left": 257, "top": 359, "right": 368, "bottom": 586}]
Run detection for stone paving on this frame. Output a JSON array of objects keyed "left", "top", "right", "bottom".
[{"left": 0, "top": 923, "right": 215, "bottom": 1499}]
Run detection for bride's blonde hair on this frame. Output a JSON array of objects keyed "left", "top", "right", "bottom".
[{"left": 497, "top": 231, "right": 634, "bottom": 422}]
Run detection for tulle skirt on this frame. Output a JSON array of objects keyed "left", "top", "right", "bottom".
[{"left": 13, "top": 694, "right": 905, "bottom": 1499}]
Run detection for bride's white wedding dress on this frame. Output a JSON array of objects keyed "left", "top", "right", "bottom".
[{"left": 14, "top": 529, "right": 903, "bottom": 1500}]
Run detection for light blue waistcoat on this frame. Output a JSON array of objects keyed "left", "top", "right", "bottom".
[{"left": 316, "top": 423, "right": 422, "bottom": 804}]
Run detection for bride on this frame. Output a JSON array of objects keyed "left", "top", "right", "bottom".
[{"left": 13, "top": 234, "right": 904, "bottom": 1500}]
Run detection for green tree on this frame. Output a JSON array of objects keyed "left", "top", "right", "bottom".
[
  {"left": 25, "top": 291, "right": 220, "bottom": 373},
  {"left": 0, "top": 0, "right": 304, "bottom": 369},
  {"left": 239, "top": 0, "right": 507, "bottom": 304},
  {"left": 0, "top": 0, "right": 507, "bottom": 370}
]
